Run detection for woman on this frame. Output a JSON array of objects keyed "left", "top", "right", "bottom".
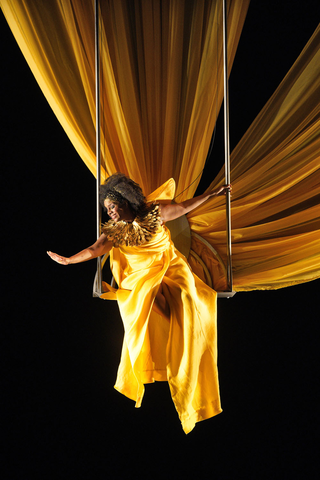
[{"left": 48, "top": 173, "right": 231, "bottom": 433}]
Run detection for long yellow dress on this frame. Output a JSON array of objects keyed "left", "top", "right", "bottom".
[{"left": 101, "top": 180, "right": 222, "bottom": 433}]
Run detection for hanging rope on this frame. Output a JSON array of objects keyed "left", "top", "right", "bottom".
[
  {"left": 222, "top": 0, "right": 233, "bottom": 292},
  {"left": 95, "top": 0, "right": 102, "bottom": 295}
]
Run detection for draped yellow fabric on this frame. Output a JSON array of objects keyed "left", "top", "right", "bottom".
[
  {"left": 189, "top": 24, "right": 320, "bottom": 290},
  {"left": 2, "top": 0, "right": 319, "bottom": 291},
  {"left": 101, "top": 205, "right": 221, "bottom": 434},
  {"left": 3, "top": 1, "right": 319, "bottom": 291},
  {"left": 0, "top": 0, "right": 249, "bottom": 198}
]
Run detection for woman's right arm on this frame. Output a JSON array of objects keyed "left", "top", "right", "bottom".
[{"left": 47, "top": 234, "right": 112, "bottom": 265}]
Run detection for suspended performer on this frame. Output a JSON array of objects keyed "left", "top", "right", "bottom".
[{"left": 47, "top": 173, "right": 231, "bottom": 433}]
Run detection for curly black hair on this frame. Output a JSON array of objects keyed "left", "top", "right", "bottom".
[{"left": 100, "top": 173, "right": 147, "bottom": 215}]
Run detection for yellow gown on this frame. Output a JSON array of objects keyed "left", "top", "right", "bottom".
[{"left": 101, "top": 180, "right": 222, "bottom": 433}]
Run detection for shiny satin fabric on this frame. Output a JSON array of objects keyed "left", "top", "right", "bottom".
[
  {"left": 2, "top": 1, "right": 319, "bottom": 291},
  {"left": 188, "top": 24, "right": 320, "bottom": 291},
  {"left": 101, "top": 223, "right": 221, "bottom": 434},
  {"left": 0, "top": 0, "right": 249, "bottom": 197}
]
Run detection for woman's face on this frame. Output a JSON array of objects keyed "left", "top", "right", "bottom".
[{"left": 104, "top": 199, "right": 134, "bottom": 222}]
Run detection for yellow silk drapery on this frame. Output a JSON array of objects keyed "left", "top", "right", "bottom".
[
  {"left": 0, "top": 0, "right": 249, "bottom": 198},
  {"left": 189, "top": 24, "right": 320, "bottom": 290},
  {"left": 1, "top": 1, "right": 319, "bottom": 291}
]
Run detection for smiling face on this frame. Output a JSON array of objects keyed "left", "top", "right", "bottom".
[{"left": 104, "top": 198, "right": 134, "bottom": 223}]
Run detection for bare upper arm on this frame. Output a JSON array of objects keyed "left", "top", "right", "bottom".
[
  {"left": 159, "top": 203, "right": 186, "bottom": 223},
  {"left": 90, "top": 233, "right": 113, "bottom": 255}
]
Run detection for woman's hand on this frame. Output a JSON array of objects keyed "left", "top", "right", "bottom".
[
  {"left": 46, "top": 236, "right": 112, "bottom": 266},
  {"left": 211, "top": 184, "right": 232, "bottom": 196},
  {"left": 47, "top": 251, "right": 70, "bottom": 265}
]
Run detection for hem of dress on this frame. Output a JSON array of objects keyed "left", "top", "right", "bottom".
[
  {"left": 181, "top": 403, "right": 223, "bottom": 434},
  {"left": 113, "top": 369, "right": 168, "bottom": 407}
]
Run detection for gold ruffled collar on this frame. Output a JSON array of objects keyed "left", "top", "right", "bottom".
[{"left": 101, "top": 203, "right": 161, "bottom": 247}]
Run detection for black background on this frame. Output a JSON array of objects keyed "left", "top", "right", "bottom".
[{"left": 1, "top": 2, "right": 320, "bottom": 479}]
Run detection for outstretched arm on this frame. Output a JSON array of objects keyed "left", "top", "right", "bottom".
[
  {"left": 160, "top": 184, "right": 231, "bottom": 222},
  {"left": 47, "top": 234, "right": 112, "bottom": 265}
]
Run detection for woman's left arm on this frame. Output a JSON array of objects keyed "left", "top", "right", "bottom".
[{"left": 160, "top": 185, "right": 231, "bottom": 222}]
